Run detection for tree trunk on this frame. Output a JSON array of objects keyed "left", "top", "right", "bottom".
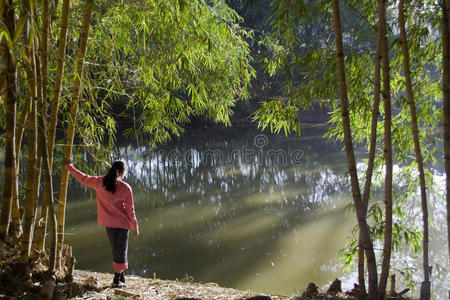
[
  {"left": 37, "top": 67, "right": 57, "bottom": 274},
  {"left": 10, "top": 97, "right": 31, "bottom": 239},
  {"left": 378, "top": 0, "right": 393, "bottom": 297},
  {"left": 331, "top": 1, "right": 378, "bottom": 299},
  {"left": 31, "top": 47, "right": 43, "bottom": 253},
  {"left": 39, "top": 0, "right": 71, "bottom": 253},
  {"left": 36, "top": 38, "right": 58, "bottom": 296},
  {"left": 20, "top": 2, "right": 38, "bottom": 261},
  {"left": 36, "top": 0, "right": 52, "bottom": 252},
  {"left": 21, "top": 64, "right": 38, "bottom": 262},
  {"left": 0, "top": 0, "right": 17, "bottom": 242},
  {"left": 48, "top": 0, "right": 70, "bottom": 163},
  {"left": 398, "top": 1, "right": 430, "bottom": 299},
  {"left": 442, "top": 0, "right": 450, "bottom": 283},
  {"left": 359, "top": 2, "right": 383, "bottom": 295},
  {"left": 57, "top": 0, "right": 93, "bottom": 268}
]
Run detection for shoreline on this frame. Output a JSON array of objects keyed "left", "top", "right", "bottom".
[
  {"left": 67, "top": 269, "right": 353, "bottom": 300},
  {"left": 70, "top": 269, "right": 282, "bottom": 299}
]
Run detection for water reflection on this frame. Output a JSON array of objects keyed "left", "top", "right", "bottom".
[{"left": 63, "top": 126, "right": 448, "bottom": 297}]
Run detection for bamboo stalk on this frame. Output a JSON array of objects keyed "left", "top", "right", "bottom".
[
  {"left": 21, "top": 62, "right": 38, "bottom": 261},
  {"left": 378, "top": 0, "right": 393, "bottom": 297},
  {"left": 20, "top": 1, "right": 38, "bottom": 262},
  {"left": 56, "top": 0, "right": 94, "bottom": 269},
  {"left": 37, "top": 67, "right": 58, "bottom": 274},
  {"left": 0, "top": 0, "right": 18, "bottom": 242},
  {"left": 331, "top": 1, "right": 378, "bottom": 298},
  {"left": 37, "top": 0, "right": 51, "bottom": 252},
  {"left": 31, "top": 40, "right": 44, "bottom": 253},
  {"left": 358, "top": 2, "right": 383, "bottom": 294},
  {"left": 398, "top": 1, "right": 430, "bottom": 299},
  {"left": 48, "top": 0, "right": 70, "bottom": 167},
  {"left": 443, "top": 0, "right": 450, "bottom": 281},
  {"left": 37, "top": 50, "right": 58, "bottom": 298},
  {"left": 11, "top": 96, "right": 31, "bottom": 239}
]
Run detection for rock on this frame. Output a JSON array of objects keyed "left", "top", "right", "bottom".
[
  {"left": 347, "top": 283, "right": 363, "bottom": 297},
  {"left": 40, "top": 276, "right": 56, "bottom": 300},
  {"left": 246, "top": 296, "right": 272, "bottom": 300},
  {"left": 300, "top": 282, "right": 319, "bottom": 298},
  {"left": 327, "top": 278, "right": 342, "bottom": 295},
  {"left": 84, "top": 275, "right": 100, "bottom": 289}
]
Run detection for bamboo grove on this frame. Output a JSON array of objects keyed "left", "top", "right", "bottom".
[{"left": 0, "top": 0, "right": 449, "bottom": 300}]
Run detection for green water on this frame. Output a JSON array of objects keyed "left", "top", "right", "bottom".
[{"left": 62, "top": 125, "right": 448, "bottom": 297}]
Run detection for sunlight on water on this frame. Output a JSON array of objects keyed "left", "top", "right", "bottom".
[
  {"left": 234, "top": 197, "right": 354, "bottom": 295},
  {"left": 214, "top": 212, "right": 282, "bottom": 244},
  {"left": 241, "top": 188, "right": 308, "bottom": 208}
]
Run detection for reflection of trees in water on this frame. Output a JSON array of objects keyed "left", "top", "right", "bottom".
[
  {"left": 111, "top": 130, "right": 352, "bottom": 282},
  {"left": 118, "top": 129, "right": 348, "bottom": 213}
]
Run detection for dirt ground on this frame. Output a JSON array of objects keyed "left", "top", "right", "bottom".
[
  {"left": 71, "top": 269, "right": 283, "bottom": 299},
  {"left": 66, "top": 269, "right": 354, "bottom": 300},
  {"left": 0, "top": 241, "right": 408, "bottom": 300}
]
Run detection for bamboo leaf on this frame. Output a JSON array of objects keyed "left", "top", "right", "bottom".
[{"left": 13, "top": 13, "right": 27, "bottom": 44}]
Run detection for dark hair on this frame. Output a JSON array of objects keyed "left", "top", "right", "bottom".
[{"left": 103, "top": 160, "right": 125, "bottom": 194}]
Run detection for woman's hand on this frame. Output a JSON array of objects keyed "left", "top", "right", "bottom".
[{"left": 133, "top": 229, "right": 139, "bottom": 237}]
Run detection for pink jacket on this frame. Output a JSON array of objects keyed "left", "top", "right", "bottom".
[{"left": 65, "top": 164, "right": 139, "bottom": 232}]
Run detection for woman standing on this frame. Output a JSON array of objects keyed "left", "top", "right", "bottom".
[{"left": 65, "top": 160, "right": 139, "bottom": 287}]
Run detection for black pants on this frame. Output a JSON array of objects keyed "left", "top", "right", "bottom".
[{"left": 106, "top": 227, "right": 129, "bottom": 271}]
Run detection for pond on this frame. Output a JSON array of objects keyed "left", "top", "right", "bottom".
[{"left": 58, "top": 125, "right": 448, "bottom": 297}]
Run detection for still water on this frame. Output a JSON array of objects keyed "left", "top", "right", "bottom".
[{"left": 63, "top": 125, "right": 449, "bottom": 297}]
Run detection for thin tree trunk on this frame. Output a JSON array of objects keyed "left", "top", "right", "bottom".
[
  {"left": 0, "top": 0, "right": 17, "bottom": 242},
  {"left": 31, "top": 47, "right": 43, "bottom": 253},
  {"left": 442, "top": 0, "right": 450, "bottom": 280},
  {"left": 31, "top": 148, "right": 43, "bottom": 253},
  {"left": 378, "top": 0, "right": 393, "bottom": 297},
  {"left": 38, "top": 70, "right": 57, "bottom": 274},
  {"left": 331, "top": 1, "right": 378, "bottom": 299},
  {"left": 36, "top": 0, "right": 51, "bottom": 251},
  {"left": 41, "top": 0, "right": 49, "bottom": 106},
  {"left": 48, "top": 0, "right": 70, "bottom": 166},
  {"left": 398, "top": 1, "right": 430, "bottom": 299},
  {"left": 358, "top": 3, "right": 383, "bottom": 295},
  {"left": 10, "top": 97, "right": 31, "bottom": 239},
  {"left": 57, "top": 0, "right": 93, "bottom": 268},
  {"left": 39, "top": 0, "right": 71, "bottom": 252},
  {"left": 11, "top": 158, "right": 22, "bottom": 240},
  {"left": 20, "top": 1, "right": 38, "bottom": 261},
  {"left": 37, "top": 104, "right": 58, "bottom": 299},
  {"left": 36, "top": 47, "right": 58, "bottom": 297},
  {"left": 38, "top": 175, "right": 50, "bottom": 251},
  {"left": 11, "top": 57, "right": 33, "bottom": 237},
  {"left": 21, "top": 65, "right": 38, "bottom": 262}
]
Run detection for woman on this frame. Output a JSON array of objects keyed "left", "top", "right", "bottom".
[{"left": 65, "top": 160, "right": 139, "bottom": 287}]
